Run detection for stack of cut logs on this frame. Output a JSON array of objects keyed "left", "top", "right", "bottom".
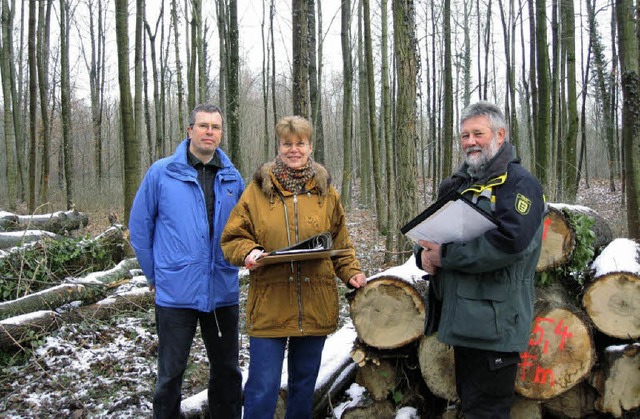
[
  {"left": 346, "top": 204, "right": 640, "bottom": 419},
  {"left": 0, "top": 210, "right": 149, "bottom": 352}
]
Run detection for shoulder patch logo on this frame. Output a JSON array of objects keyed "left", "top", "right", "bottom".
[{"left": 515, "top": 193, "right": 532, "bottom": 215}]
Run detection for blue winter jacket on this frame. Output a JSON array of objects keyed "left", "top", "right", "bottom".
[{"left": 129, "top": 140, "right": 245, "bottom": 311}]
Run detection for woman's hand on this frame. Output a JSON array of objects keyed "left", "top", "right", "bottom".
[
  {"left": 348, "top": 273, "right": 367, "bottom": 289},
  {"left": 244, "top": 248, "right": 264, "bottom": 270}
]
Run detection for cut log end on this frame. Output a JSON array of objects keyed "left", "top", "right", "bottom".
[{"left": 350, "top": 277, "right": 427, "bottom": 349}]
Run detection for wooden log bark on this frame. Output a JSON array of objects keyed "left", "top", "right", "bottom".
[
  {"left": 511, "top": 396, "right": 543, "bottom": 419},
  {"left": 417, "top": 334, "right": 457, "bottom": 401},
  {"left": 591, "top": 343, "right": 640, "bottom": 418},
  {"left": 537, "top": 203, "right": 612, "bottom": 271},
  {"left": 0, "top": 230, "right": 59, "bottom": 250},
  {"left": 542, "top": 381, "right": 599, "bottom": 418},
  {"left": 349, "top": 256, "right": 428, "bottom": 349},
  {"left": 0, "top": 310, "right": 61, "bottom": 351},
  {"left": 355, "top": 359, "right": 396, "bottom": 401},
  {"left": 0, "top": 209, "right": 89, "bottom": 234},
  {"left": 516, "top": 283, "right": 596, "bottom": 400},
  {"left": 583, "top": 238, "right": 640, "bottom": 339},
  {"left": 0, "top": 258, "right": 140, "bottom": 320}
]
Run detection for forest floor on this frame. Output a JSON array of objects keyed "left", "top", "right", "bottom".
[{"left": 0, "top": 178, "right": 628, "bottom": 418}]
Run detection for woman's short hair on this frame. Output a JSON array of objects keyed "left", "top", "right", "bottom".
[{"left": 275, "top": 116, "right": 313, "bottom": 143}]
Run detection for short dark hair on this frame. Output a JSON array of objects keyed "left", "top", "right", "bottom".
[
  {"left": 459, "top": 101, "right": 508, "bottom": 140},
  {"left": 189, "top": 104, "right": 224, "bottom": 127}
]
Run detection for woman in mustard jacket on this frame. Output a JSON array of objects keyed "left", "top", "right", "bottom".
[{"left": 221, "top": 115, "right": 366, "bottom": 419}]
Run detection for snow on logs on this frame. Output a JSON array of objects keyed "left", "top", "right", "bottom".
[
  {"left": 0, "top": 209, "right": 89, "bottom": 234},
  {"left": 583, "top": 238, "right": 640, "bottom": 339}
]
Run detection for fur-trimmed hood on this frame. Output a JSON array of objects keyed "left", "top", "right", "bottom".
[{"left": 252, "top": 160, "right": 332, "bottom": 197}]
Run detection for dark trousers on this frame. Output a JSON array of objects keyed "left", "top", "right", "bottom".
[
  {"left": 153, "top": 304, "right": 242, "bottom": 419},
  {"left": 243, "top": 335, "right": 326, "bottom": 419},
  {"left": 454, "top": 346, "right": 520, "bottom": 419}
]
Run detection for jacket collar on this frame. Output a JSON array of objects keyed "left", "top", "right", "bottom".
[
  {"left": 253, "top": 160, "right": 332, "bottom": 197},
  {"left": 453, "top": 142, "right": 518, "bottom": 185},
  {"left": 168, "top": 139, "right": 234, "bottom": 174}
]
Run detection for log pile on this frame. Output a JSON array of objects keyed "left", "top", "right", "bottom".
[
  {"left": 343, "top": 205, "right": 639, "bottom": 418},
  {"left": 0, "top": 216, "right": 146, "bottom": 351},
  {"left": 0, "top": 209, "right": 89, "bottom": 234}
]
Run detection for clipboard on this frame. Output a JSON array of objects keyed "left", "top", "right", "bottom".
[
  {"left": 254, "top": 232, "right": 352, "bottom": 266},
  {"left": 400, "top": 190, "right": 499, "bottom": 244},
  {"left": 255, "top": 248, "right": 353, "bottom": 266}
]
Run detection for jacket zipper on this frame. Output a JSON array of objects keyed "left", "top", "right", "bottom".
[{"left": 293, "top": 193, "right": 304, "bottom": 332}]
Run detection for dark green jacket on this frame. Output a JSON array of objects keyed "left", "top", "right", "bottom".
[{"left": 417, "top": 143, "right": 546, "bottom": 352}]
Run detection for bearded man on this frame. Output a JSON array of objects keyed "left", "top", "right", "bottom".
[{"left": 415, "top": 101, "right": 546, "bottom": 418}]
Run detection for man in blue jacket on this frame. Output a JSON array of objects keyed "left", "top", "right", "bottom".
[
  {"left": 129, "top": 104, "right": 244, "bottom": 418},
  {"left": 416, "top": 101, "right": 546, "bottom": 418}
]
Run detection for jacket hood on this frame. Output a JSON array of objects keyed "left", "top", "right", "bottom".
[{"left": 252, "top": 160, "right": 332, "bottom": 198}]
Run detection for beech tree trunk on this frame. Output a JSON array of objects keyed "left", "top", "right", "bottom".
[
  {"left": 542, "top": 381, "right": 599, "bottom": 418},
  {"left": 349, "top": 257, "right": 427, "bottom": 349},
  {"left": 355, "top": 359, "right": 396, "bottom": 401},
  {"left": 516, "top": 283, "right": 596, "bottom": 399},
  {"left": 0, "top": 310, "right": 61, "bottom": 351},
  {"left": 537, "top": 203, "right": 613, "bottom": 271}
]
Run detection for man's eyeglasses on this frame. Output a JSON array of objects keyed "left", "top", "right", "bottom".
[{"left": 193, "top": 123, "right": 223, "bottom": 132}]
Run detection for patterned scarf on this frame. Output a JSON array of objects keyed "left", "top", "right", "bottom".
[{"left": 272, "top": 156, "right": 315, "bottom": 193}]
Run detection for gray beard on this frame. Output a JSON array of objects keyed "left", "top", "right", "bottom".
[{"left": 465, "top": 135, "right": 501, "bottom": 175}]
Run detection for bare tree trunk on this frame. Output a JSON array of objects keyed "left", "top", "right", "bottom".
[
  {"left": 363, "top": 0, "right": 385, "bottom": 230},
  {"left": 357, "top": 0, "right": 370, "bottom": 208},
  {"left": 171, "top": 0, "right": 185, "bottom": 129},
  {"left": 340, "top": 0, "right": 353, "bottom": 210},
  {"left": 215, "top": 0, "right": 227, "bottom": 113},
  {"left": 116, "top": 0, "right": 140, "bottom": 224},
  {"left": 134, "top": 0, "right": 145, "bottom": 166},
  {"left": 560, "top": 0, "right": 578, "bottom": 201},
  {"left": 35, "top": 19, "right": 52, "bottom": 204},
  {"left": 442, "top": 0, "right": 453, "bottom": 177},
  {"left": 307, "top": 0, "right": 324, "bottom": 163},
  {"left": 534, "top": 0, "right": 551, "bottom": 187},
  {"left": 145, "top": 6, "right": 164, "bottom": 161},
  {"left": 616, "top": 0, "right": 640, "bottom": 238},
  {"left": 60, "top": 0, "right": 74, "bottom": 210},
  {"left": 0, "top": 0, "right": 17, "bottom": 210},
  {"left": 28, "top": 0, "right": 37, "bottom": 212},
  {"left": 261, "top": 1, "right": 270, "bottom": 161},
  {"left": 382, "top": 0, "right": 396, "bottom": 264},
  {"left": 292, "top": 0, "right": 309, "bottom": 117},
  {"left": 228, "top": 0, "right": 241, "bottom": 172},
  {"left": 393, "top": 0, "right": 418, "bottom": 257}
]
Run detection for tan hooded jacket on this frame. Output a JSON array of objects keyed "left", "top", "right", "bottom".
[{"left": 221, "top": 160, "right": 362, "bottom": 337}]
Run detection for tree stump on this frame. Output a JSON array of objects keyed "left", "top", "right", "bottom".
[
  {"left": 591, "top": 343, "right": 640, "bottom": 418},
  {"left": 583, "top": 238, "right": 640, "bottom": 339},
  {"left": 340, "top": 398, "right": 396, "bottom": 419},
  {"left": 537, "top": 204, "right": 612, "bottom": 271},
  {"left": 417, "top": 334, "right": 457, "bottom": 401},
  {"left": 516, "top": 283, "right": 596, "bottom": 399},
  {"left": 349, "top": 256, "right": 428, "bottom": 349}
]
